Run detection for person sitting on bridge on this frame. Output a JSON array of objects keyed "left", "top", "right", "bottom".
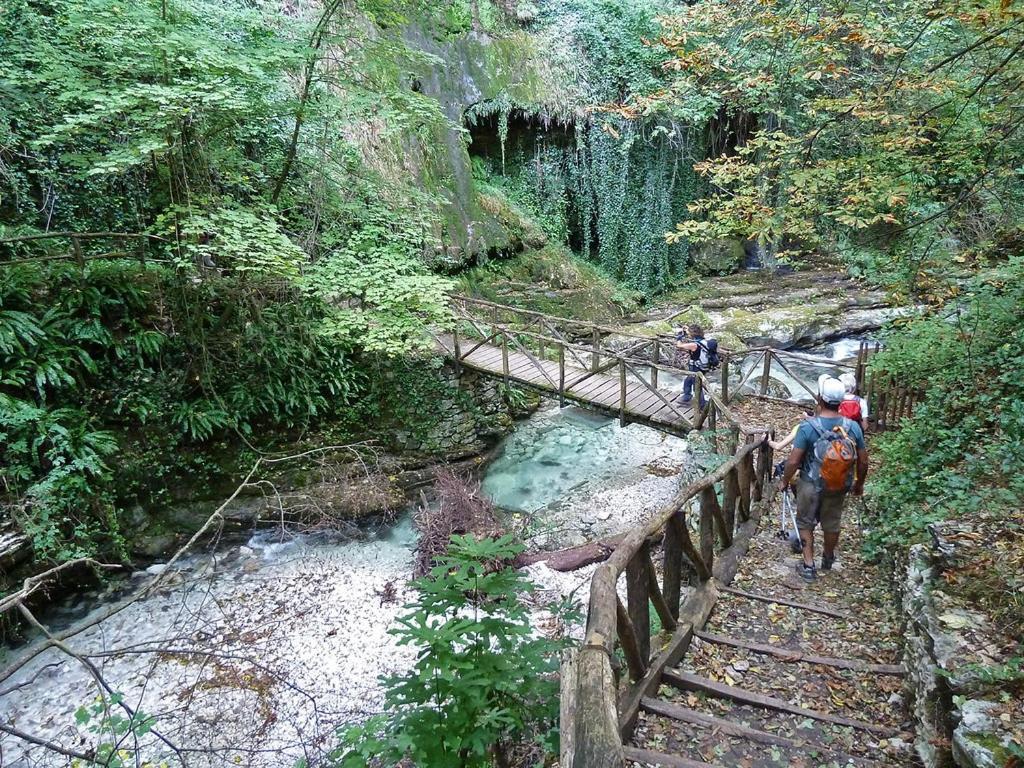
[
  {"left": 675, "top": 324, "right": 709, "bottom": 407},
  {"left": 776, "top": 376, "right": 869, "bottom": 582}
]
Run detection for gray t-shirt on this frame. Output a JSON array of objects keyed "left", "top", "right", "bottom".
[{"left": 794, "top": 416, "right": 865, "bottom": 476}]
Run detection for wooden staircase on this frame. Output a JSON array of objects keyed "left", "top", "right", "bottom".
[{"left": 560, "top": 440, "right": 914, "bottom": 768}]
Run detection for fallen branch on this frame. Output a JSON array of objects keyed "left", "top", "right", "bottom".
[
  {"left": 515, "top": 533, "right": 628, "bottom": 572},
  {"left": 0, "top": 558, "right": 122, "bottom": 615}
]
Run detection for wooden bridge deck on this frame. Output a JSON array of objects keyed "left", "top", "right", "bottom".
[{"left": 435, "top": 334, "right": 696, "bottom": 434}]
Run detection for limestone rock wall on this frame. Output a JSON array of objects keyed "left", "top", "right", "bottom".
[{"left": 902, "top": 527, "right": 1018, "bottom": 768}]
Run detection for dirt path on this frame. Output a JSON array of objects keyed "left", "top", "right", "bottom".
[{"left": 630, "top": 474, "right": 916, "bottom": 767}]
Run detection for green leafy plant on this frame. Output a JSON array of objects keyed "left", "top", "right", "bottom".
[
  {"left": 332, "top": 534, "right": 569, "bottom": 767},
  {"left": 73, "top": 693, "right": 160, "bottom": 768}
]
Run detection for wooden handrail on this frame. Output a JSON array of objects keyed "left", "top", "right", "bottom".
[
  {"left": 563, "top": 434, "right": 776, "bottom": 768},
  {"left": 0, "top": 232, "right": 169, "bottom": 245}
]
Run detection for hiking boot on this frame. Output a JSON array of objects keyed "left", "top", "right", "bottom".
[
  {"left": 796, "top": 562, "right": 817, "bottom": 582},
  {"left": 821, "top": 553, "right": 836, "bottom": 571},
  {"left": 677, "top": 395, "right": 693, "bottom": 404}
]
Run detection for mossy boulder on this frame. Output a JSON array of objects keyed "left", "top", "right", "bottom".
[{"left": 691, "top": 239, "right": 745, "bottom": 274}]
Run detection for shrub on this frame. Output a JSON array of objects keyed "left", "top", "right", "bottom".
[{"left": 332, "top": 534, "right": 569, "bottom": 768}]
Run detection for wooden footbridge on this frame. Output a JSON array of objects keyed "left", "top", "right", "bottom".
[
  {"left": 435, "top": 296, "right": 744, "bottom": 436},
  {"left": 437, "top": 295, "right": 916, "bottom": 435}
]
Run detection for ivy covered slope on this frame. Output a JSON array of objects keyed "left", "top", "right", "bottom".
[{"left": 0, "top": 0, "right": 734, "bottom": 570}]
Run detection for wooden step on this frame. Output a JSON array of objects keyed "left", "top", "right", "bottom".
[
  {"left": 622, "top": 745, "right": 725, "bottom": 768},
  {"left": 721, "top": 586, "right": 856, "bottom": 620},
  {"left": 694, "top": 630, "right": 905, "bottom": 675},
  {"left": 661, "top": 669, "right": 899, "bottom": 736},
  {"left": 640, "top": 697, "right": 886, "bottom": 766}
]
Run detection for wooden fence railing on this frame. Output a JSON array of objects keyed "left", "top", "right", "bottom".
[
  {"left": 446, "top": 296, "right": 762, "bottom": 435},
  {"left": 0, "top": 232, "right": 169, "bottom": 267},
  {"left": 561, "top": 432, "right": 776, "bottom": 767}
]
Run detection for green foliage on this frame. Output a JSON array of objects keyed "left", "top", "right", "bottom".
[
  {"left": 0, "top": 0, "right": 465, "bottom": 567},
  {"left": 332, "top": 534, "right": 569, "bottom": 767},
  {"left": 864, "top": 260, "right": 1024, "bottom": 635},
  {"left": 941, "top": 657, "right": 1024, "bottom": 692},
  {"left": 552, "top": 0, "right": 670, "bottom": 103},
  {"left": 0, "top": 257, "right": 370, "bottom": 560},
  {"left": 461, "top": 0, "right": 699, "bottom": 295},
  {"left": 650, "top": 0, "right": 1024, "bottom": 295},
  {"left": 305, "top": 222, "right": 453, "bottom": 355},
  {"left": 73, "top": 693, "right": 159, "bottom": 768},
  {"left": 472, "top": 119, "right": 695, "bottom": 295}
]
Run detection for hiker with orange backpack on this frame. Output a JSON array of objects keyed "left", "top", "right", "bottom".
[{"left": 777, "top": 376, "right": 869, "bottom": 582}]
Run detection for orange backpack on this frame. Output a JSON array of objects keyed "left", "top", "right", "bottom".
[{"left": 806, "top": 418, "right": 858, "bottom": 494}]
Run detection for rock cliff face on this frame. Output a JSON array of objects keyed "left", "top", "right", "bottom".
[
  {"left": 638, "top": 269, "right": 909, "bottom": 349},
  {"left": 902, "top": 524, "right": 1019, "bottom": 768},
  {"left": 391, "top": 26, "right": 573, "bottom": 267}
]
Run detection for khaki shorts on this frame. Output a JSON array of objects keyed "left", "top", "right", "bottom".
[{"left": 796, "top": 479, "right": 846, "bottom": 534}]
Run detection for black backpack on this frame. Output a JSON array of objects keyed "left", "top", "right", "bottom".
[{"left": 695, "top": 339, "right": 721, "bottom": 371}]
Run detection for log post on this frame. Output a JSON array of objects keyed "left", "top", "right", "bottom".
[
  {"left": 453, "top": 327, "right": 462, "bottom": 374},
  {"left": 651, "top": 342, "right": 660, "bottom": 390},
  {"left": 737, "top": 451, "right": 753, "bottom": 521},
  {"left": 699, "top": 496, "right": 714, "bottom": 576},
  {"left": 571, "top": 648, "right": 626, "bottom": 768},
  {"left": 559, "top": 344, "right": 566, "bottom": 408},
  {"left": 702, "top": 485, "right": 732, "bottom": 548},
  {"left": 645, "top": 552, "right": 677, "bottom": 633},
  {"left": 722, "top": 467, "right": 739, "bottom": 538},
  {"left": 626, "top": 547, "right": 651, "bottom": 663},
  {"left": 759, "top": 350, "right": 772, "bottom": 396},
  {"left": 616, "top": 597, "right": 648, "bottom": 681},
  {"left": 721, "top": 355, "right": 730, "bottom": 404},
  {"left": 592, "top": 328, "right": 600, "bottom": 372},
  {"left": 662, "top": 510, "right": 683, "bottom": 619},
  {"left": 619, "top": 358, "right": 627, "bottom": 428},
  {"left": 754, "top": 437, "right": 771, "bottom": 502},
  {"left": 502, "top": 335, "right": 509, "bottom": 383},
  {"left": 866, "top": 371, "right": 877, "bottom": 432},
  {"left": 876, "top": 379, "right": 889, "bottom": 431}
]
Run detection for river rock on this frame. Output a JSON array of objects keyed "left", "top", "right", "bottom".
[
  {"left": 713, "top": 304, "right": 909, "bottom": 349},
  {"left": 952, "top": 701, "right": 1001, "bottom": 768}
]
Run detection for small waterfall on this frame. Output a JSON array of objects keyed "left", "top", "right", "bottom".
[{"left": 743, "top": 241, "right": 764, "bottom": 270}]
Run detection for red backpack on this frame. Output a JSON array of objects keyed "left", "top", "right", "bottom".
[{"left": 839, "top": 396, "right": 863, "bottom": 423}]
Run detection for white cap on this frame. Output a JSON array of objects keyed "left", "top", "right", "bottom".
[
  {"left": 838, "top": 372, "right": 857, "bottom": 393},
  {"left": 818, "top": 376, "right": 846, "bottom": 406}
]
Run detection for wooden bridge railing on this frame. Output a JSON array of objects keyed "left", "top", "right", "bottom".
[
  {"left": 561, "top": 431, "right": 776, "bottom": 767},
  {"left": 448, "top": 296, "right": 920, "bottom": 432}
]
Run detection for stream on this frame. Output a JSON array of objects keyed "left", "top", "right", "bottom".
[
  {"left": 735, "top": 336, "right": 872, "bottom": 404},
  {"left": 0, "top": 404, "right": 692, "bottom": 767}
]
